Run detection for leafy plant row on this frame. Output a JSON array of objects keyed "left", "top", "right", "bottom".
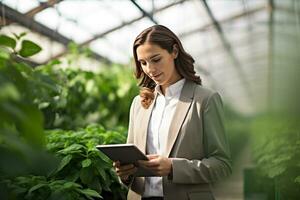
[
  {"left": 37, "top": 60, "right": 138, "bottom": 130},
  {"left": 250, "top": 114, "right": 300, "bottom": 200},
  {"left": 3, "top": 124, "right": 127, "bottom": 200},
  {"left": 0, "top": 33, "right": 131, "bottom": 199}
]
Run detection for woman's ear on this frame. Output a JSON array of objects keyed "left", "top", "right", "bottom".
[{"left": 172, "top": 44, "right": 179, "bottom": 58}]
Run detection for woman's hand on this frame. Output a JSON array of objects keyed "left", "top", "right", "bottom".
[
  {"left": 138, "top": 154, "right": 172, "bottom": 176},
  {"left": 113, "top": 161, "right": 137, "bottom": 181}
]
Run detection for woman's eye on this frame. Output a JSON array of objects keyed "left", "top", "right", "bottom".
[
  {"left": 140, "top": 61, "right": 146, "bottom": 66},
  {"left": 152, "top": 58, "right": 161, "bottom": 63}
]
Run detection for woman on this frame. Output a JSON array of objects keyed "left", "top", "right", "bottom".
[{"left": 114, "top": 25, "right": 232, "bottom": 200}]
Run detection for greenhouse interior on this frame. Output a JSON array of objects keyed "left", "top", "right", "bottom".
[{"left": 0, "top": 0, "right": 299, "bottom": 199}]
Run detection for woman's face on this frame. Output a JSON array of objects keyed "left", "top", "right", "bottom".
[{"left": 136, "top": 42, "right": 181, "bottom": 89}]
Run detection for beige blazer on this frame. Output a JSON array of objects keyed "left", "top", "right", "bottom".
[{"left": 126, "top": 80, "right": 232, "bottom": 200}]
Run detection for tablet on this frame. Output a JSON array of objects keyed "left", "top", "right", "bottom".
[{"left": 96, "top": 144, "right": 156, "bottom": 177}]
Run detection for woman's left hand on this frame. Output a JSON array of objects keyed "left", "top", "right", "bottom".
[{"left": 138, "top": 154, "right": 172, "bottom": 176}]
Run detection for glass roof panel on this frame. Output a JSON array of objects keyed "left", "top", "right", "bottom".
[
  {"left": 89, "top": 18, "right": 154, "bottom": 64},
  {"left": 134, "top": 0, "right": 175, "bottom": 13},
  {"left": 155, "top": 0, "right": 211, "bottom": 34},
  {"left": 206, "top": 0, "right": 245, "bottom": 21},
  {"left": 34, "top": 8, "right": 93, "bottom": 43},
  {"left": 2, "top": 0, "right": 38, "bottom": 13},
  {"left": 55, "top": 0, "right": 141, "bottom": 34},
  {"left": 34, "top": 7, "right": 60, "bottom": 30},
  {"left": 181, "top": 28, "right": 223, "bottom": 59}
]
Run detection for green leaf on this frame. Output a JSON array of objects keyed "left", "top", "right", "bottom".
[
  {"left": 20, "top": 32, "right": 27, "bottom": 38},
  {"left": 96, "top": 165, "right": 107, "bottom": 182},
  {"left": 38, "top": 102, "right": 50, "bottom": 109},
  {"left": 0, "top": 50, "right": 10, "bottom": 60},
  {"left": 58, "top": 144, "right": 85, "bottom": 154},
  {"left": 19, "top": 40, "right": 42, "bottom": 57},
  {"left": 79, "top": 167, "right": 93, "bottom": 184},
  {"left": 12, "top": 104, "right": 45, "bottom": 146},
  {"left": 49, "top": 180, "right": 66, "bottom": 187},
  {"left": 65, "top": 170, "right": 80, "bottom": 182},
  {"left": 48, "top": 59, "right": 61, "bottom": 65},
  {"left": 33, "top": 72, "right": 60, "bottom": 93},
  {"left": 80, "top": 189, "right": 102, "bottom": 198},
  {"left": 13, "top": 32, "right": 27, "bottom": 40},
  {"left": 55, "top": 155, "right": 72, "bottom": 173},
  {"left": 0, "top": 83, "right": 20, "bottom": 101},
  {"left": 62, "top": 181, "right": 82, "bottom": 189},
  {"left": 82, "top": 158, "right": 92, "bottom": 168},
  {"left": 28, "top": 183, "right": 47, "bottom": 195},
  {"left": 267, "top": 165, "right": 286, "bottom": 178},
  {"left": 0, "top": 35, "right": 16, "bottom": 48}
]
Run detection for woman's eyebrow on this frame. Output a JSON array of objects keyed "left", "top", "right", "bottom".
[
  {"left": 149, "top": 54, "right": 160, "bottom": 59},
  {"left": 138, "top": 54, "right": 160, "bottom": 62}
]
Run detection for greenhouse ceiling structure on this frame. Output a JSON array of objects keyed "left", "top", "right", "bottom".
[{"left": 1, "top": 0, "right": 299, "bottom": 115}]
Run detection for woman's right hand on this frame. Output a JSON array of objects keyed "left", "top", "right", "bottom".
[{"left": 113, "top": 161, "right": 137, "bottom": 181}]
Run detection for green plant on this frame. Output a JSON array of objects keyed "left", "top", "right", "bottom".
[
  {"left": 2, "top": 33, "right": 139, "bottom": 132},
  {"left": 0, "top": 33, "right": 61, "bottom": 198},
  {"left": 35, "top": 60, "right": 138, "bottom": 130},
  {"left": 250, "top": 114, "right": 300, "bottom": 200},
  {"left": 45, "top": 124, "right": 127, "bottom": 200},
  {"left": 3, "top": 176, "right": 101, "bottom": 200},
  {"left": 0, "top": 34, "right": 128, "bottom": 200}
]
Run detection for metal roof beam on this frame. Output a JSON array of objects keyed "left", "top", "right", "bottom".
[
  {"left": 129, "top": 0, "right": 158, "bottom": 24},
  {"left": 49, "top": 0, "right": 188, "bottom": 61},
  {"left": 79, "top": 0, "right": 187, "bottom": 46},
  {"left": 267, "top": 0, "right": 274, "bottom": 110},
  {"left": 26, "top": 0, "right": 64, "bottom": 17},
  {"left": 0, "top": 3, "right": 69, "bottom": 45},
  {"left": 2, "top": 0, "right": 64, "bottom": 25},
  {"left": 0, "top": 3, "right": 111, "bottom": 64},
  {"left": 201, "top": 0, "right": 254, "bottom": 106},
  {"left": 179, "top": 4, "right": 265, "bottom": 38}
]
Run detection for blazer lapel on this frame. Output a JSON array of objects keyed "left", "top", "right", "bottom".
[
  {"left": 163, "top": 80, "right": 196, "bottom": 157},
  {"left": 137, "top": 92, "right": 157, "bottom": 153},
  {"left": 133, "top": 92, "right": 157, "bottom": 194}
]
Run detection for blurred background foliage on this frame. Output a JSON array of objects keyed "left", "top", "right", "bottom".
[
  {"left": 248, "top": 114, "right": 300, "bottom": 200},
  {"left": 37, "top": 60, "right": 139, "bottom": 130}
]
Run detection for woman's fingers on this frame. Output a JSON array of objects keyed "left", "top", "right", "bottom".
[
  {"left": 138, "top": 159, "right": 159, "bottom": 168},
  {"left": 138, "top": 156, "right": 172, "bottom": 176},
  {"left": 117, "top": 166, "right": 137, "bottom": 176},
  {"left": 141, "top": 154, "right": 160, "bottom": 168},
  {"left": 118, "top": 164, "right": 135, "bottom": 171},
  {"left": 114, "top": 163, "right": 137, "bottom": 177},
  {"left": 113, "top": 161, "right": 120, "bottom": 168},
  {"left": 147, "top": 154, "right": 159, "bottom": 160},
  {"left": 114, "top": 156, "right": 171, "bottom": 177},
  {"left": 114, "top": 161, "right": 134, "bottom": 171}
]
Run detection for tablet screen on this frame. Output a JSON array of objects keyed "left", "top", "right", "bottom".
[{"left": 97, "top": 144, "right": 155, "bottom": 177}]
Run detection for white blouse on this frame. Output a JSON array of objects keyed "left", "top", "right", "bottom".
[{"left": 143, "top": 78, "right": 185, "bottom": 197}]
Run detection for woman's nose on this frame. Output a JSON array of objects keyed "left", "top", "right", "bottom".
[{"left": 146, "top": 63, "right": 156, "bottom": 73}]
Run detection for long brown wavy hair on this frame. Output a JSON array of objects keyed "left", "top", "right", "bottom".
[{"left": 133, "top": 25, "right": 201, "bottom": 108}]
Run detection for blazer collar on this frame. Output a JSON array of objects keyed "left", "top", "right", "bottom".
[
  {"left": 138, "top": 80, "right": 196, "bottom": 156},
  {"left": 138, "top": 92, "right": 157, "bottom": 153},
  {"left": 163, "top": 80, "right": 196, "bottom": 157}
]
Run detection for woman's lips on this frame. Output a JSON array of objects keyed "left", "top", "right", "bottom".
[{"left": 152, "top": 73, "right": 162, "bottom": 79}]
